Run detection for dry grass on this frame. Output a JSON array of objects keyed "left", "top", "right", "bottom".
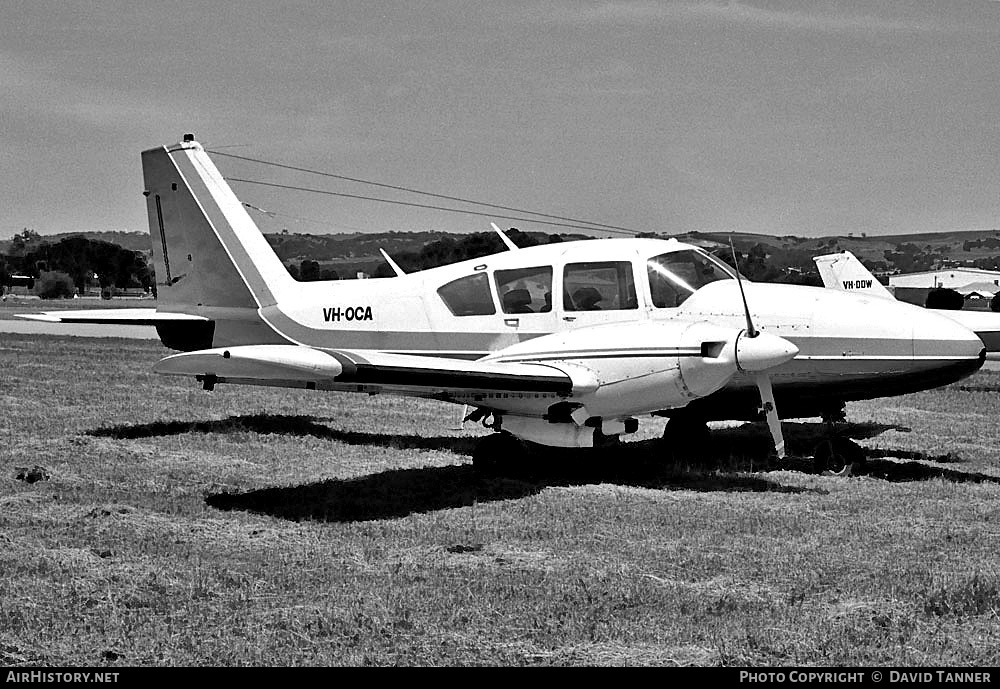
[{"left": 1, "top": 333, "right": 999, "bottom": 666}]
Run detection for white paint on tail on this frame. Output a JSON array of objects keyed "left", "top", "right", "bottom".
[{"left": 814, "top": 251, "right": 894, "bottom": 299}]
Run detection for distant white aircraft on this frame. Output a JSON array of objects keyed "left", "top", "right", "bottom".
[
  {"left": 815, "top": 250, "right": 1000, "bottom": 358},
  {"left": 20, "top": 136, "right": 986, "bottom": 474}
]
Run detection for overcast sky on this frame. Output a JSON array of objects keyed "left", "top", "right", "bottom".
[{"left": 3, "top": 1, "right": 999, "bottom": 239}]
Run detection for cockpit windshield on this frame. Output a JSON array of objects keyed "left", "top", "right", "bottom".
[{"left": 647, "top": 249, "right": 735, "bottom": 308}]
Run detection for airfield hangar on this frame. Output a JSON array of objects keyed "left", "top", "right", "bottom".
[{"left": 889, "top": 268, "right": 1000, "bottom": 307}]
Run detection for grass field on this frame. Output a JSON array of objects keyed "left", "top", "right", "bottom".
[{"left": 1, "top": 333, "right": 999, "bottom": 666}]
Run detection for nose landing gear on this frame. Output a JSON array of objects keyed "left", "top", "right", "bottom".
[
  {"left": 813, "top": 436, "right": 867, "bottom": 476},
  {"left": 813, "top": 405, "right": 868, "bottom": 476}
]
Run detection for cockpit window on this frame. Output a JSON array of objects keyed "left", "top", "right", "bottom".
[
  {"left": 437, "top": 273, "right": 496, "bottom": 316},
  {"left": 563, "top": 261, "right": 638, "bottom": 311},
  {"left": 495, "top": 266, "right": 553, "bottom": 314},
  {"left": 647, "top": 249, "right": 734, "bottom": 308}
]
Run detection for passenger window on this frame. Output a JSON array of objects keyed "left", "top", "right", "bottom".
[
  {"left": 563, "top": 262, "right": 638, "bottom": 311},
  {"left": 437, "top": 273, "right": 496, "bottom": 316},
  {"left": 494, "top": 266, "right": 553, "bottom": 314}
]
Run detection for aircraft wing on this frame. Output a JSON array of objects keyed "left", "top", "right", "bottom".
[
  {"left": 153, "top": 344, "right": 583, "bottom": 396},
  {"left": 15, "top": 308, "right": 209, "bottom": 325}
]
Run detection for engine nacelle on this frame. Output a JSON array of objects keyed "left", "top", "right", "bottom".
[
  {"left": 500, "top": 415, "right": 639, "bottom": 449},
  {"left": 501, "top": 416, "right": 597, "bottom": 448},
  {"left": 487, "top": 319, "right": 744, "bottom": 419}
]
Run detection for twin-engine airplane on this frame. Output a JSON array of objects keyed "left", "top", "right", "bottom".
[
  {"left": 815, "top": 250, "right": 1000, "bottom": 358},
  {"left": 22, "top": 136, "right": 986, "bottom": 471}
]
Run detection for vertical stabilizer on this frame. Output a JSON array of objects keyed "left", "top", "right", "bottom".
[
  {"left": 814, "top": 251, "right": 894, "bottom": 299},
  {"left": 143, "top": 135, "right": 295, "bottom": 312}
]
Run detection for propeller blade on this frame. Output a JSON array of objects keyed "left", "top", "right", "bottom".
[
  {"left": 726, "top": 238, "right": 791, "bottom": 459},
  {"left": 754, "top": 372, "right": 785, "bottom": 458}
]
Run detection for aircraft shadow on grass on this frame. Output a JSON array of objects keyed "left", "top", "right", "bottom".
[
  {"left": 204, "top": 458, "right": 821, "bottom": 524},
  {"left": 711, "top": 422, "right": 1000, "bottom": 485},
  {"left": 87, "top": 414, "right": 1000, "bottom": 522},
  {"left": 956, "top": 383, "right": 1000, "bottom": 393},
  {"left": 86, "top": 413, "right": 480, "bottom": 456},
  {"left": 861, "top": 457, "right": 1000, "bottom": 484},
  {"left": 206, "top": 416, "right": 1000, "bottom": 522}
]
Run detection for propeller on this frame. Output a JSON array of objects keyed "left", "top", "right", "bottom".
[{"left": 729, "top": 239, "right": 794, "bottom": 458}]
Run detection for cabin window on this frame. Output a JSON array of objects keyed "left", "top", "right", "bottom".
[
  {"left": 437, "top": 273, "right": 496, "bottom": 316},
  {"left": 647, "top": 249, "right": 734, "bottom": 308},
  {"left": 494, "top": 266, "right": 553, "bottom": 314},
  {"left": 563, "top": 261, "right": 637, "bottom": 311}
]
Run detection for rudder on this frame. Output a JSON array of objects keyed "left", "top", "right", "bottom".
[{"left": 142, "top": 135, "right": 294, "bottom": 312}]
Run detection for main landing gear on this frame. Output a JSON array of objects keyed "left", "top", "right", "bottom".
[
  {"left": 471, "top": 408, "right": 869, "bottom": 477},
  {"left": 661, "top": 415, "right": 712, "bottom": 461},
  {"left": 471, "top": 431, "right": 527, "bottom": 478},
  {"left": 466, "top": 410, "right": 529, "bottom": 477}
]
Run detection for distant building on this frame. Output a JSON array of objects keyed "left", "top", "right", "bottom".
[
  {"left": 889, "top": 268, "right": 1000, "bottom": 294},
  {"left": 5, "top": 274, "right": 35, "bottom": 296},
  {"left": 958, "top": 281, "right": 1000, "bottom": 298}
]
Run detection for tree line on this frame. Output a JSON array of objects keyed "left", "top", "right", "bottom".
[
  {"left": 0, "top": 226, "right": 857, "bottom": 300},
  {"left": 1, "top": 229, "right": 152, "bottom": 298},
  {"left": 282, "top": 228, "right": 818, "bottom": 285}
]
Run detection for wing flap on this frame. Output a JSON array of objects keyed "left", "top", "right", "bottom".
[{"left": 154, "top": 344, "right": 575, "bottom": 394}]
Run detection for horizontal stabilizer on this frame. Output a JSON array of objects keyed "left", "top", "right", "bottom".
[
  {"left": 16, "top": 308, "right": 210, "bottom": 325},
  {"left": 155, "top": 344, "right": 575, "bottom": 394}
]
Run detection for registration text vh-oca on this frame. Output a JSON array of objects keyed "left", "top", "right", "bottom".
[{"left": 323, "top": 306, "right": 373, "bottom": 322}]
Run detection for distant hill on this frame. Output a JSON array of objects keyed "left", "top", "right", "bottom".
[
  {"left": 7, "top": 226, "right": 1000, "bottom": 280},
  {"left": 2, "top": 229, "right": 572, "bottom": 261},
  {"left": 679, "top": 228, "right": 1000, "bottom": 275},
  {"left": 262, "top": 229, "right": 592, "bottom": 261},
  {"left": 265, "top": 230, "right": 456, "bottom": 262},
  {"left": 684, "top": 229, "right": 1000, "bottom": 264},
  {"left": 259, "top": 226, "right": 1000, "bottom": 279}
]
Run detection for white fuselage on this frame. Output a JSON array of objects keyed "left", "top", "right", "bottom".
[{"left": 173, "top": 237, "right": 984, "bottom": 421}]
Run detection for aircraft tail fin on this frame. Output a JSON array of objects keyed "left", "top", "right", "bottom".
[
  {"left": 142, "top": 135, "right": 295, "bottom": 312},
  {"left": 814, "top": 251, "right": 894, "bottom": 300}
]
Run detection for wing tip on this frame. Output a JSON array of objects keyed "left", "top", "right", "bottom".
[{"left": 13, "top": 313, "right": 62, "bottom": 322}]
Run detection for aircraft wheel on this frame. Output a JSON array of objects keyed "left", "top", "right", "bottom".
[
  {"left": 813, "top": 437, "right": 867, "bottom": 476},
  {"left": 473, "top": 432, "right": 526, "bottom": 478}
]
